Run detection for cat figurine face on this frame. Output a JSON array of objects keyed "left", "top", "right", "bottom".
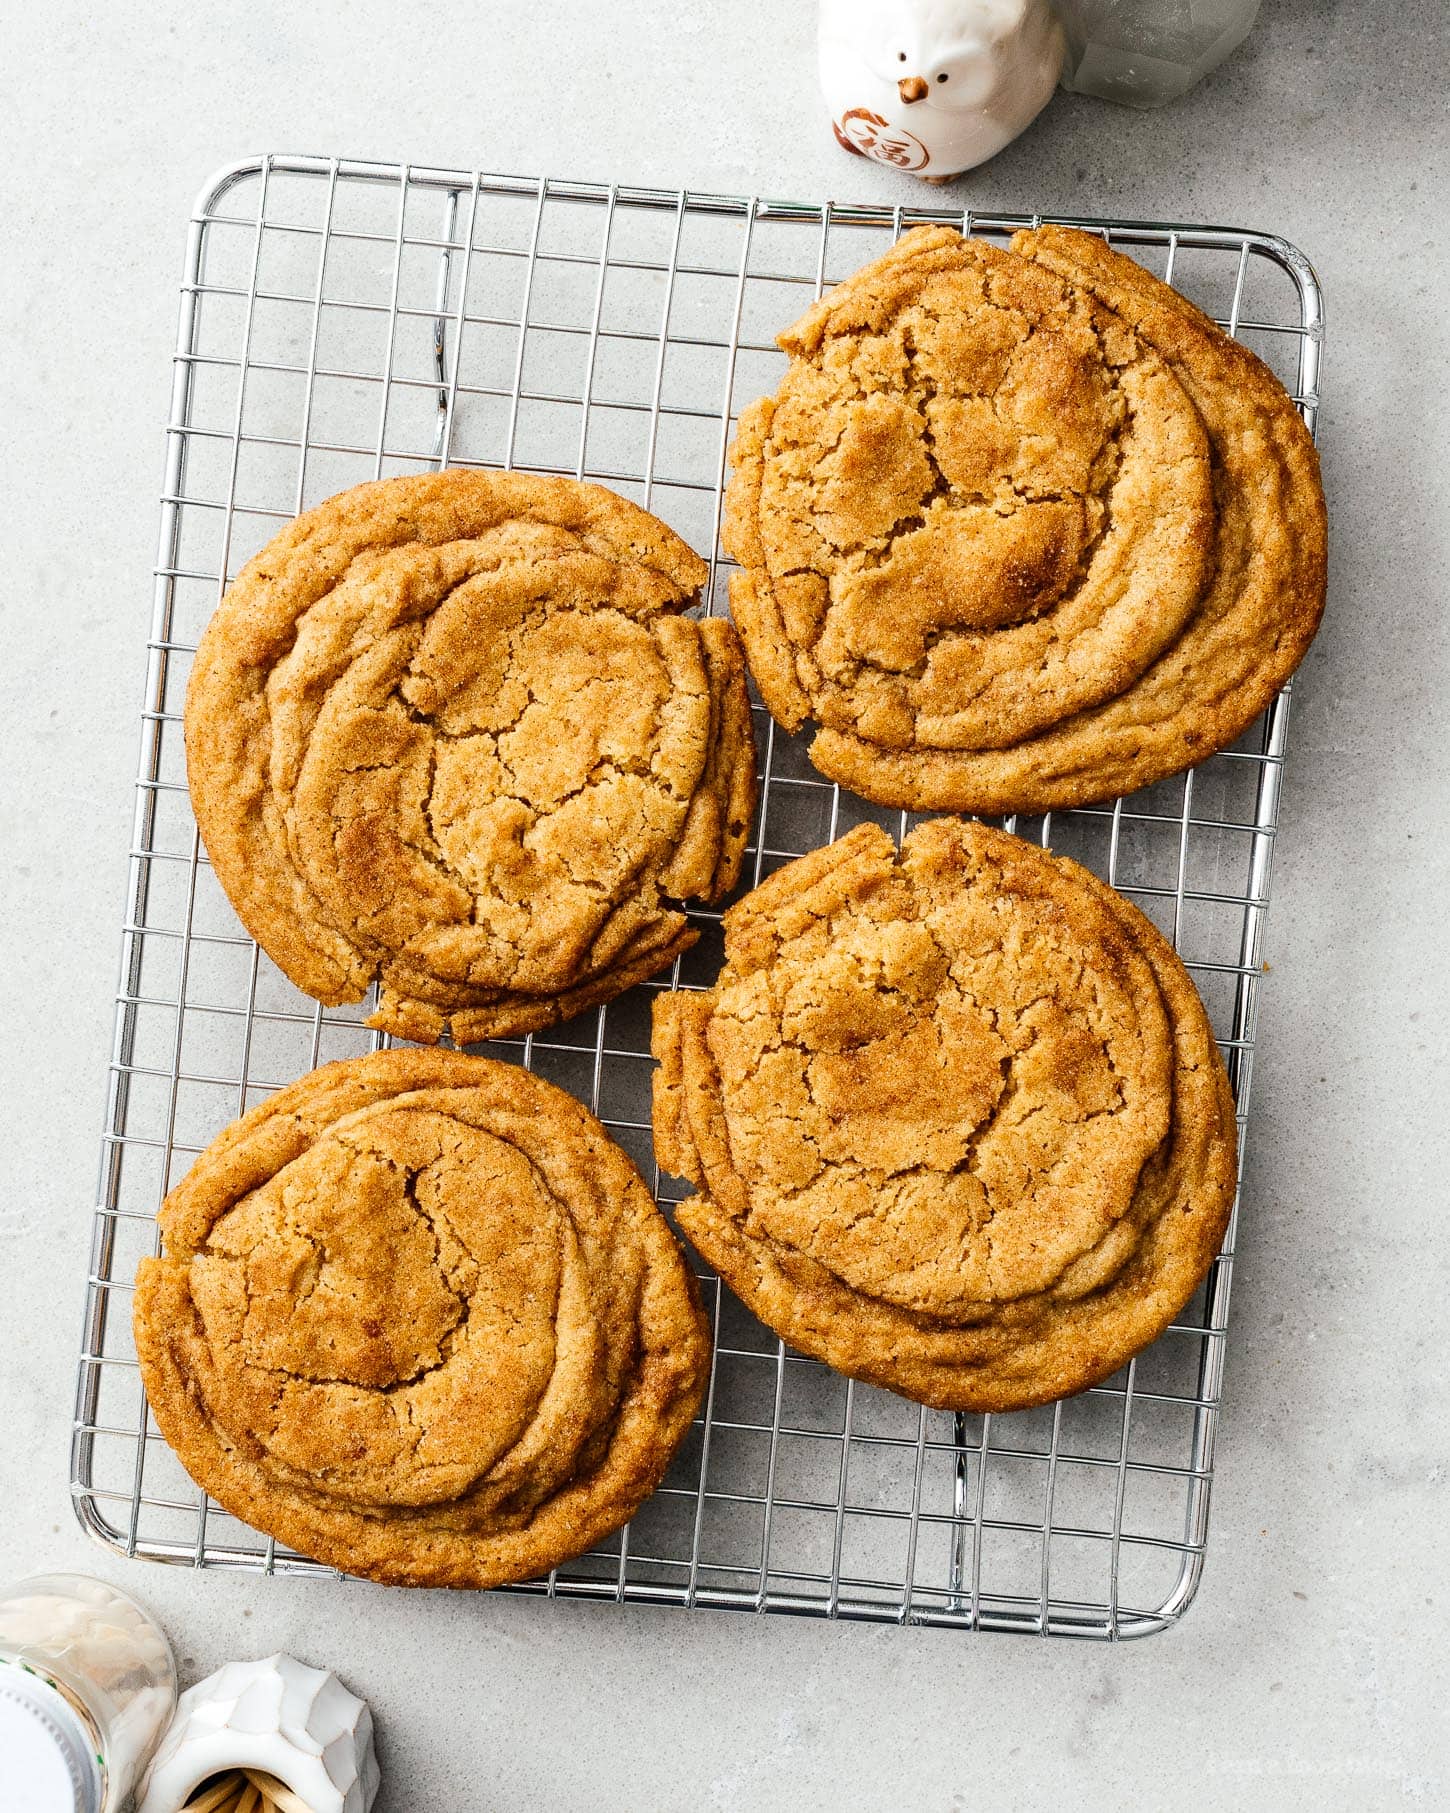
[{"left": 849, "top": 0, "right": 1032, "bottom": 104}]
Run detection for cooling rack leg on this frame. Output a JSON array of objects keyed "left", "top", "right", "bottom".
[
  {"left": 948, "top": 1412, "right": 971, "bottom": 1613},
  {"left": 431, "top": 188, "right": 460, "bottom": 463}
]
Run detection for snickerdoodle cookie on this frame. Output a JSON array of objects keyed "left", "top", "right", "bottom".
[
  {"left": 724, "top": 224, "right": 1326, "bottom": 813},
  {"left": 652, "top": 820, "right": 1236, "bottom": 1411},
  {"left": 186, "top": 470, "right": 756, "bottom": 1043},
  {"left": 134, "top": 1049, "right": 710, "bottom": 1587}
]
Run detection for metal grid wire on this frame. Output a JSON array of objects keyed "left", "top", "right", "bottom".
[{"left": 71, "top": 154, "right": 1324, "bottom": 1639}]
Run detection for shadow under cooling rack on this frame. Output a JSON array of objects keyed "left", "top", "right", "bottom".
[{"left": 72, "top": 154, "right": 1324, "bottom": 1640}]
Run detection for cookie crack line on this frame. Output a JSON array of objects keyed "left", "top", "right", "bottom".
[
  {"left": 795, "top": 412, "right": 1134, "bottom": 705},
  {"left": 724, "top": 968, "right": 1127, "bottom": 1225},
  {"left": 778, "top": 293, "right": 1120, "bottom": 587}
]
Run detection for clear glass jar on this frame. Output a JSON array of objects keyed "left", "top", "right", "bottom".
[
  {"left": 0, "top": 1573, "right": 177, "bottom": 1813},
  {"left": 1054, "top": 0, "right": 1261, "bottom": 107}
]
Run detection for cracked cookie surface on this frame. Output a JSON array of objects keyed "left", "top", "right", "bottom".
[
  {"left": 652, "top": 820, "right": 1236, "bottom": 1411},
  {"left": 134, "top": 1049, "right": 710, "bottom": 1587},
  {"left": 724, "top": 225, "right": 1326, "bottom": 814},
  {"left": 186, "top": 470, "right": 757, "bottom": 1042}
]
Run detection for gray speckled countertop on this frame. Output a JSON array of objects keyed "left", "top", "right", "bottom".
[{"left": 3, "top": 3, "right": 1447, "bottom": 1807}]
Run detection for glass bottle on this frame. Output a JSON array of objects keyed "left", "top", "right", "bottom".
[
  {"left": 0, "top": 1573, "right": 177, "bottom": 1812},
  {"left": 1053, "top": 0, "right": 1261, "bottom": 107}
]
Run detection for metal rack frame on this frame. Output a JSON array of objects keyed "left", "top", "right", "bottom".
[{"left": 71, "top": 154, "right": 1324, "bottom": 1639}]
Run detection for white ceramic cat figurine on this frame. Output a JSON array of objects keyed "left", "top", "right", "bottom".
[{"left": 820, "top": 0, "right": 1065, "bottom": 180}]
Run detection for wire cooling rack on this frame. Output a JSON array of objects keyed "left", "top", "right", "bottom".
[{"left": 71, "top": 154, "right": 1324, "bottom": 1639}]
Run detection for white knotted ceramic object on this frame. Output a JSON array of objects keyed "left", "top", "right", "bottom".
[
  {"left": 820, "top": 0, "right": 1065, "bottom": 179},
  {"left": 137, "top": 1653, "right": 378, "bottom": 1813}
]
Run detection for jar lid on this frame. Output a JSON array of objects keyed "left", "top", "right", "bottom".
[{"left": 0, "top": 1669, "right": 103, "bottom": 1813}]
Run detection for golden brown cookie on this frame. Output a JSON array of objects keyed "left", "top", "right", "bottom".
[
  {"left": 186, "top": 470, "right": 757, "bottom": 1043},
  {"left": 653, "top": 820, "right": 1236, "bottom": 1412},
  {"left": 724, "top": 224, "right": 1326, "bottom": 813},
  {"left": 134, "top": 1049, "right": 710, "bottom": 1588}
]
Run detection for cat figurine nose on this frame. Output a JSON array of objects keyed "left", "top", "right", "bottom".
[{"left": 898, "top": 73, "right": 929, "bottom": 102}]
